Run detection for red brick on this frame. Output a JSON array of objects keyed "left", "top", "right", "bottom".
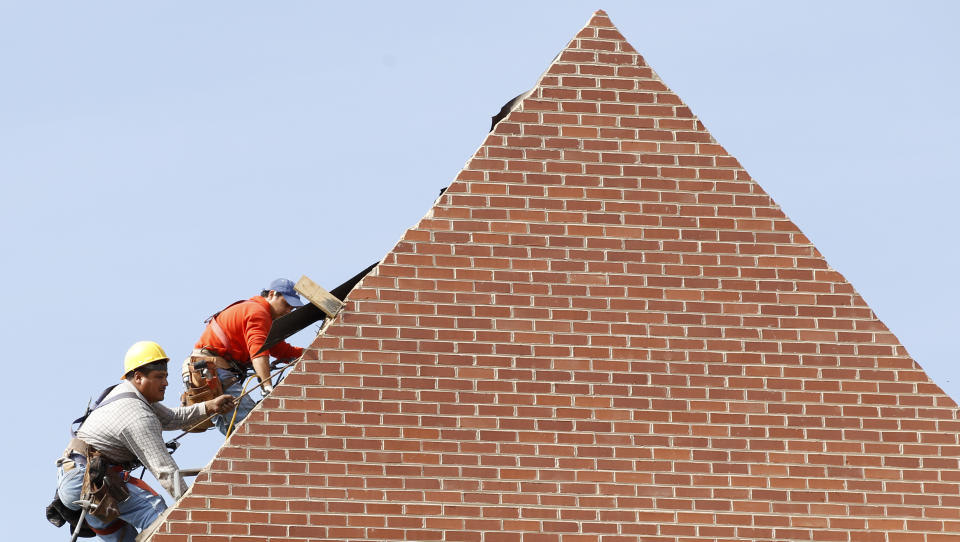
[{"left": 152, "top": 10, "right": 954, "bottom": 542}]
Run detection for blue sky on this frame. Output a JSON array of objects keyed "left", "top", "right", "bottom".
[{"left": 3, "top": 2, "right": 957, "bottom": 539}]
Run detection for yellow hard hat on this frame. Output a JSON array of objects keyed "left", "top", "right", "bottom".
[{"left": 122, "top": 341, "right": 169, "bottom": 377}]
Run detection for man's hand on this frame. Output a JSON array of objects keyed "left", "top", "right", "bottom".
[
  {"left": 272, "top": 357, "right": 294, "bottom": 368},
  {"left": 261, "top": 382, "right": 274, "bottom": 396},
  {"left": 205, "top": 394, "right": 237, "bottom": 415}
]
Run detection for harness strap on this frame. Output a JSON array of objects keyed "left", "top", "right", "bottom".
[
  {"left": 96, "top": 392, "right": 140, "bottom": 410},
  {"left": 124, "top": 475, "right": 159, "bottom": 497},
  {"left": 208, "top": 318, "right": 232, "bottom": 352},
  {"left": 65, "top": 391, "right": 143, "bottom": 459},
  {"left": 90, "top": 518, "right": 127, "bottom": 536},
  {"left": 70, "top": 388, "right": 141, "bottom": 437},
  {"left": 204, "top": 299, "right": 256, "bottom": 355},
  {"left": 70, "top": 384, "right": 116, "bottom": 436}
]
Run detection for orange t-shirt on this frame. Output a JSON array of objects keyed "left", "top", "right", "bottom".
[{"left": 194, "top": 296, "right": 303, "bottom": 365}]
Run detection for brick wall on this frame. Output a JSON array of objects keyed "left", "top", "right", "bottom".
[{"left": 149, "top": 10, "right": 960, "bottom": 542}]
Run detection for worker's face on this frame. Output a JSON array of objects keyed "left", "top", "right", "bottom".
[
  {"left": 133, "top": 369, "right": 168, "bottom": 403},
  {"left": 266, "top": 291, "right": 294, "bottom": 319}
]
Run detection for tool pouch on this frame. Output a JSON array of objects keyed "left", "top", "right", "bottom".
[
  {"left": 183, "top": 356, "right": 223, "bottom": 392},
  {"left": 81, "top": 451, "right": 129, "bottom": 524},
  {"left": 180, "top": 386, "right": 216, "bottom": 432},
  {"left": 180, "top": 356, "right": 225, "bottom": 432}
]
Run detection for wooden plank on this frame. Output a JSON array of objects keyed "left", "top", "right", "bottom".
[
  {"left": 256, "top": 262, "right": 377, "bottom": 356},
  {"left": 295, "top": 275, "right": 344, "bottom": 318}
]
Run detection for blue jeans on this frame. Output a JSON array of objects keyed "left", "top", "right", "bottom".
[
  {"left": 212, "top": 368, "right": 255, "bottom": 435},
  {"left": 57, "top": 465, "right": 166, "bottom": 542}
]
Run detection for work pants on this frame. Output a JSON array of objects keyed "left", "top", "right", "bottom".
[
  {"left": 212, "top": 367, "right": 255, "bottom": 435},
  {"left": 57, "top": 465, "right": 165, "bottom": 542}
]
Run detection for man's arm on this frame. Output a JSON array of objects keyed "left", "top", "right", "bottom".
[
  {"left": 152, "top": 396, "right": 237, "bottom": 431},
  {"left": 151, "top": 401, "right": 206, "bottom": 431},
  {"left": 267, "top": 341, "right": 303, "bottom": 361},
  {"left": 119, "top": 415, "right": 186, "bottom": 499},
  {"left": 243, "top": 307, "right": 279, "bottom": 395},
  {"left": 251, "top": 355, "right": 273, "bottom": 394}
]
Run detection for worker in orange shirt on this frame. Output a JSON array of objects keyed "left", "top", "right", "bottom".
[{"left": 185, "top": 278, "right": 305, "bottom": 434}]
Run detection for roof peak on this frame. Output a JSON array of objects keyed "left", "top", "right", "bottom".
[{"left": 588, "top": 8, "right": 614, "bottom": 28}]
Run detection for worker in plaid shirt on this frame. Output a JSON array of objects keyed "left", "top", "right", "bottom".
[{"left": 54, "top": 341, "right": 235, "bottom": 541}]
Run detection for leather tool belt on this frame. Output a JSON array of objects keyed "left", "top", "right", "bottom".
[
  {"left": 191, "top": 348, "right": 246, "bottom": 381},
  {"left": 64, "top": 438, "right": 130, "bottom": 523},
  {"left": 180, "top": 352, "right": 233, "bottom": 432}
]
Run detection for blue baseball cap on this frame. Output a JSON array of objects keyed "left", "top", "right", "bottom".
[{"left": 268, "top": 278, "right": 304, "bottom": 307}]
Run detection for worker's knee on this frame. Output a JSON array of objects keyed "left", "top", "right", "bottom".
[
  {"left": 117, "top": 482, "right": 166, "bottom": 530},
  {"left": 213, "top": 393, "right": 255, "bottom": 435},
  {"left": 56, "top": 466, "right": 84, "bottom": 511}
]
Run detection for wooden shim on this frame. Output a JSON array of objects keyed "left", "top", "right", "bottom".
[{"left": 295, "top": 275, "right": 343, "bottom": 318}]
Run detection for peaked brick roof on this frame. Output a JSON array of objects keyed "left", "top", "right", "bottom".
[{"left": 150, "top": 10, "right": 960, "bottom": 542}]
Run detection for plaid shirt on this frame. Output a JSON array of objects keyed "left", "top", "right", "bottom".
[{"left": 74, "top": 380, "right": 207, "bottom": 499}]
